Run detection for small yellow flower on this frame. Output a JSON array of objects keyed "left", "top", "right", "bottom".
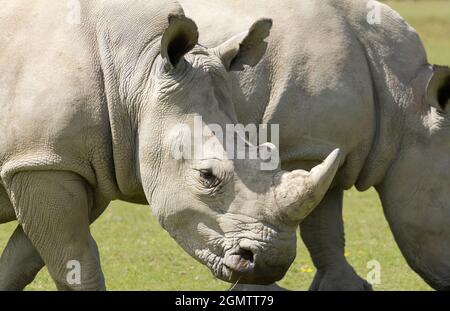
[
  {"left": 300, "top": 265, "right": 313, "bottom": 273},
  {"left": 344, "top": 251, "right": 350, "bottom": 257}
]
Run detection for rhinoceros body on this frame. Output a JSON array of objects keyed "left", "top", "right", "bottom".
[
  {"left": 179, "top": 0, "right": 450, "bottom": 290},
  {"left": 0, "top": 0, "right": 345, "bottom": 290}
]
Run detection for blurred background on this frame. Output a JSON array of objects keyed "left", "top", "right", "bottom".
[{"left": 0, "top": 0, "right": 449, "bottom": 290}]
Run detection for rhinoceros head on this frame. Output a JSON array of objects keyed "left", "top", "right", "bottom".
[{"left": 136, "top": 14, "right": 341, "bottom": 284}]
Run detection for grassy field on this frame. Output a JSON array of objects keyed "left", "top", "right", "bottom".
[{"left": 1, "top": 0, "right": 449, "bottom": 291}]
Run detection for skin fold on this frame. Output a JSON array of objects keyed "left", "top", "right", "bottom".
[{"left": 179, "top": 0, "right": 450, "bottom": 290}]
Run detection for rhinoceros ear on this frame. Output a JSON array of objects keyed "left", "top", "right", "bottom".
[
  {"left": 161, "top": 14, "right": 199, "bottom": 70},
  {"left": 214, "top": 18, "right": 272, "bottom": 71},
  {"left": 426, "top": 65, "right": 450, "bottom": 112}
]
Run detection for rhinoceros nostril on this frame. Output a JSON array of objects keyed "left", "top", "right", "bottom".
[
  {"left": 224, "top": 248, "right": 256, "bottom": 274},
  {"left": 237, "top": 248, "right": 254, "bottom": 264},
  {"left": 234, "top": 248, "right": 255, "bottom": 273}
]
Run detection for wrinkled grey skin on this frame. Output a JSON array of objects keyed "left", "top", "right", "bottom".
[
  {"left": 179, "top": 0, "right": 450, "bottom": 290},
  {"left": 0, "top": 0, "right": 343, "bottom": 290}
]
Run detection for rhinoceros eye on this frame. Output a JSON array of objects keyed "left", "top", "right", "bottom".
[{"left": 199, "top": 169, "right": 220, "bottom": 188}]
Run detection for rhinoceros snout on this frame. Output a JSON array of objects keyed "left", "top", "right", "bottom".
[{"left": 223, "top": 246, "right": 290, "bottom": 285}]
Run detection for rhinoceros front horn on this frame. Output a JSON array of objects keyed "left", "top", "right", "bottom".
[{"left": 274, "top": 149, "right": 341, "bottom": 223}]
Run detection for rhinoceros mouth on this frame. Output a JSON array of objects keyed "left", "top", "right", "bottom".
[
  {"left": 194, "top": 249, "right": 235, "bottom": 282},
  {"left": 194, "top": 247, "right": 287, "bottom": 285},
  {"left": 223, "top": 249, "right": 256, "bottom": 274},
  {"left": 193, "top": 221, "right": 295, "bottom": 283},
  {"left": 194, "top": 246, "right": 256, "bottom": 282}
]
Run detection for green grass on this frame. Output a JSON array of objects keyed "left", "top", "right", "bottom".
[
  {"left": 0, "top": 190, "right": 432, "bottom": 291},
  {"left": 1, "top": 0, "right": 448, "bottom": 291},
  {"left": 384, "top": 0, "right": 450, "bottom": 65}
]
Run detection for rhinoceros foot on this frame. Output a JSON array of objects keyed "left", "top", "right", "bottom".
[{"left": 309, "top": 264, "right": 372, "bottom": 291}]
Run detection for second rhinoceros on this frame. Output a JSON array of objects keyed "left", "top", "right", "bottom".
[
  {"left": 0, "top": 0, "right": 341, "bottom": 290},
  {"left": 180, "top": 0, "right": 450, "bottom": 290}
]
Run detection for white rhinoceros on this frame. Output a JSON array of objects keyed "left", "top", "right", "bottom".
[
  {"left": 178, "top": 0, "right": 450, "bottom": 290},
  {"left": 0, "top": 0, "right": 343, "bottom": 290}
]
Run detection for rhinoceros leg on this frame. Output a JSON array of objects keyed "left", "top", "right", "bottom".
[
  {"left": 7, "top": 171, "right": 105, "bottom": 291},
  {"left": 300, "top": 187, "right": 372, "bottom": 291},
  {"left": 0, "top": 225, "right": 44, "bottom": 290},
  {"left": 0, "top": 186, "right": 16, "bottom": 224},
  {"left": 0, "top": 186, "right": 44, "bottom": 290},
  {"left": 0, "top": 193, "right": 109, "bottom": 291}
]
